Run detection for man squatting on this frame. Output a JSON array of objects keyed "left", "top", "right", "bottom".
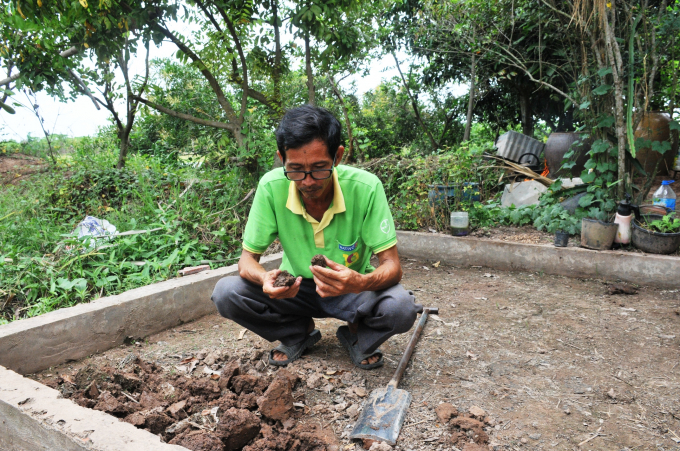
[{"left": 211, "top": 105, "right": 422, "bottom": 370}]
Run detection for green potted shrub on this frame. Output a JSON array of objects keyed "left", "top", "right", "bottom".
[{"left": 632, "top": 213, "right": 680, "bottom": 254}]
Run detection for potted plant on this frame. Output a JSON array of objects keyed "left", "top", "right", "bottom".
[{"left": 632, "top": 213, "right": 680, "bottom": 254}]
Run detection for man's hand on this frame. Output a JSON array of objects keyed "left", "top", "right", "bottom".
[
  {"left": 262, "top": 269, "right": 302, "bottom": 299},
  {"left": 310, "top": 257, "right": 364, "bottom": 297}
]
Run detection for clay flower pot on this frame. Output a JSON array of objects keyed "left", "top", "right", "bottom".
[
  {"left": 544, "top": 133, "right": 591, "bottom": 178},
  {"left": 634, "top": 112, "right": 675, "bottom": 176}
]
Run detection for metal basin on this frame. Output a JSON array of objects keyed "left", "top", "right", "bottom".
[{"left": 580, "top": 218, "right": 618, "bottom": 250}]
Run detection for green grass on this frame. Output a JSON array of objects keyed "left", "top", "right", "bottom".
[{"left": 0, "top": 139, "right": 262, "bottom": 324}]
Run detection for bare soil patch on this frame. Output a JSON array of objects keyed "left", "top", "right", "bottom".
[
  {"left": 0, "top": 153, "right": 47, "bottom": 185},
  {"left": 31, "top": 257, "right": 680, "bottom": 450}
]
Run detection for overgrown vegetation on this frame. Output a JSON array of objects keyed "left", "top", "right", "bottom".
[{"left": 0, "top": 130, "right": 263, "bottom": 324}]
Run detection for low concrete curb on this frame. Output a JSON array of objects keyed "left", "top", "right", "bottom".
[
  {"left": 0, "top": 365, "right": 185, "bottom": 451},
  {"left": 0, "top": 253, "right": 282, "bottom": 375},
  {"left": 397, "top": 231, "right": 680, "bottom": 288}
]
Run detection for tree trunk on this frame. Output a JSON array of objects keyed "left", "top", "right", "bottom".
[
  {"left": 272, "top": 0, "right": 282, "bottom": 113},
  {"left": 305, "top": 31, "right": 314, "bottom": 105},
  {"left": 519, "top": 90, "right": 533, "bottom": 137},
  {"left": 463, "top": 53, "right": 476, "bottom": 142},
  {"left": 604, "top": 7, "right": 626, "bottom": 198},
  {"left": 329, "top": 75, "right": 354, "bottom": 162},
  {"left": 116, "top": 129, "right": 130, "bottom": 169}
]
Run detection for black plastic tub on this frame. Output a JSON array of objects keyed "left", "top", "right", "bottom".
[{"left": 632, "top": 214, "right": 680, "bottom": 254}]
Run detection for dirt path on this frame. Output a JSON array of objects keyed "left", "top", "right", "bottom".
[
  {"left": 0, "top": 153, "right": 47, "bottom": 186},
  {"left": 32, "top": 258, "right": 680, "bottom": 450}
]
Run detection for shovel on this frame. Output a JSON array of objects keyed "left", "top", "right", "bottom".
[{"left": 350, "top": 307, "right": 439, "bottom": 445}]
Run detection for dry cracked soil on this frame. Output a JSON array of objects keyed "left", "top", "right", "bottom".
[{"left": 32, "top": 257, "right": 680, "bottom": 450}]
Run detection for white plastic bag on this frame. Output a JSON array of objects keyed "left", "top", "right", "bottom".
[{"left": 73, "top": 216, "right": 117, "bottom": 248}]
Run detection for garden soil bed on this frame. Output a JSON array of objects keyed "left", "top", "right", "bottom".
[{"left": 29, "top": 257, "right": 680, "bottom": 450}]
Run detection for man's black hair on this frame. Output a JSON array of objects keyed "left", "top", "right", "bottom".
[{"left": 275, "top": 105, "right": 342, "bottom": 163}]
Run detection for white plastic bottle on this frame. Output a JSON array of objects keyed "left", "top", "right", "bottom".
[
  {"left": 614, "top": 195, "right": 635, "bottom": 244},
  {"left": 652, "top": 180, "right": 676, "bottom": 211}
]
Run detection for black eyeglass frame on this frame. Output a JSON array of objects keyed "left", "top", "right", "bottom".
[{"left": 283, "top": 155, "right": 337, "bottom": 181}]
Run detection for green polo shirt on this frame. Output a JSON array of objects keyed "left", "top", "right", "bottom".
[{"left": 242, "top": 165, "right": 397, "bottom": 278}]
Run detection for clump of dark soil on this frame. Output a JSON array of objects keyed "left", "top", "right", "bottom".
[
  {"left": 311, "top": 255, "right": 326, "bottom": 267},
  {"left": 51, "top": 353, "right": 337, "bottom": 451},
  {"left": 273, "top": 270, "right": 296, "bottom": 287},
  {"left": 435, "top": 403, "right": 492, "bottom": 450}
]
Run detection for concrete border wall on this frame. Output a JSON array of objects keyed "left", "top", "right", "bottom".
[
  {"left": 0, "top": 365, "right": 184, "bottom": 451},
  {"left": 397, "top": 231, "right": 680, "bottom": 288},
  {"left": 0, "top": 254, "right": 282, "bottom": 375}
]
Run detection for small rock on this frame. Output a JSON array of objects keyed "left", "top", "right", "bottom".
[
  {"left": 219, "top": 360, "right": 241, "bottom": 390},
  {"left": 563, "top": 408, "right": 571, "bottom": 415},
  {"left": 93, "top": 391, "right": 120, "bottom": 413},
  {"left": 256, "top": 374, "right": 294, "bottom": 421},
  {"left": 203, "top": 351, "right": 221, "bottom": 366},
  {"left": 306, "top": 373, "right": 323, "bottom": 389},
  {"left": 332, "top": 402, "right": 348, "bottom": 411},
  {"left": 167, "top": 400, "right": 187, "bottom": 418},
  {"left": 607, "top": 388, "right": 617, "bottom": 399},
  {"left": 368, "top": 441, "right": 393, "bottom": 451},
  {"left": 529, "top": 433, "right": 542, "bottom": 440},
  {"left": 85, "top": 382, "right": 100, "bottom": 399},
  {"left": 484, "top": 416, "right": 496, "bottom": 426},
  {"left": 123, "top": 412, "right": 146, "bottom": 427},
  {"left": 354, "top": 386, "right": 367, "bottom": 398},
  {"left": 346, "top": 404, "right": 359, "bottom": 419},
  {"left": 249, "top": 349, "right": 264, "bottom": 361},
  {"left": 520, "top": 437, "right": 528, "bottom": 444},
  {"left": 469, "top": 405, "right": 486, "bottom": 418}
]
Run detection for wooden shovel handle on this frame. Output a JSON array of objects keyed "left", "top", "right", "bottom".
[{"left": 388, "top": 307, "right": 438, "bottom": 388}]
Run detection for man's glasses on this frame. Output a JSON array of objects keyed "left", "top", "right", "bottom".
[{"left": 284, "top": 156, "right": 336, "bottom": 181}]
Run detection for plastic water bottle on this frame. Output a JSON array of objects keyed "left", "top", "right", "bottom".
[{"left": 652, "top": 180, "right": 676, "bottom": 211}]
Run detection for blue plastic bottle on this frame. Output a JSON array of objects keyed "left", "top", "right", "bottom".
[{"left": 652, "top": 180, "right": 676, "bottom": 211}]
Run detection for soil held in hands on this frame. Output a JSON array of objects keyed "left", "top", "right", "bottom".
[
  {"left": 311, "top": 254, "right": 326, "bottom": 267},
  {"left": 273, "top": 270, "right": 296, "bottom": 287}
]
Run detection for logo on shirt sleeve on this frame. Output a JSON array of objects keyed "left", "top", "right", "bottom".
[{"left": 380, "top": 219, "right": 390, "bottom": 234}]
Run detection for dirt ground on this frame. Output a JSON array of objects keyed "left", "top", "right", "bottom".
[
  {"left": 30, "top": 257, "right": 680, "bottom": 450},
  {"left": 0, "top": 153, "right": 47, "bottom": 185}
]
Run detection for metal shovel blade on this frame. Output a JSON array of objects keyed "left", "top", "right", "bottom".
[{"left": 349, "top": 385, "right": 412, "bottom": 445}]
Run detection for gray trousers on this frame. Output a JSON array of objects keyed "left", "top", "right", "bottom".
[{"left": 211, "top": 277, "right": 422, "bottom": 355}]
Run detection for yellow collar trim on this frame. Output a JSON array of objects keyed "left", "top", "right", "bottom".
[{"left": 286, "top": 169, "right": 345, "bottom": 247}]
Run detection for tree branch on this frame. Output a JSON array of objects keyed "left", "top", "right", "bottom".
[
  {"left": 132, "top": 95, "right": 237, "bottom": 131},
  {"left": 152, "top": 22, "right": 240, "bottom": 126},
  {"left": 0, "top": 46, "right": 79, "bottom": 87},
  {"left": 392, "top": 52, "right": 439, "bottom": 150},
  {"left": 216, "top": 6, "right": 249, "bottom": 120}
]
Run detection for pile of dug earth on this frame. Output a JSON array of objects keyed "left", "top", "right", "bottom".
[
  {"left": 434, "top": 403, "right": 494, "bottom": 451},
  {"left": 48, "top": 351, "right": 338, "bottom": 451}
]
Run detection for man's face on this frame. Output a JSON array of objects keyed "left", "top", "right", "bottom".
[{"left": 279, "top": 139, "right": 343, "bottom": 201}]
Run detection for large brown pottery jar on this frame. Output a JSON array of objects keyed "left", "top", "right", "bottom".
[
  {"left": 544, "top": 132, "right": 591, "bottom": 178},
  {"left": 634, "top": 111, "right": 674, "bottom": 176}
]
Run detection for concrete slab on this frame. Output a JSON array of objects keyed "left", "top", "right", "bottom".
[
  {"left": 0, "top": 365, "right": 184, "bottom": 451},
  {"left": 0, "top": 254, "right": 282, "bottom": 375},
  {"left": 396, "top": 231, "right": 680, "bottom": 288}
]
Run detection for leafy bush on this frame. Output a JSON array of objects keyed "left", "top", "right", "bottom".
[
  {"left": 0, "top": 136, "right": 259, "bottom": 323},
  {"left": 365, "top": 138, "right": 500, "bottom": 230}
]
